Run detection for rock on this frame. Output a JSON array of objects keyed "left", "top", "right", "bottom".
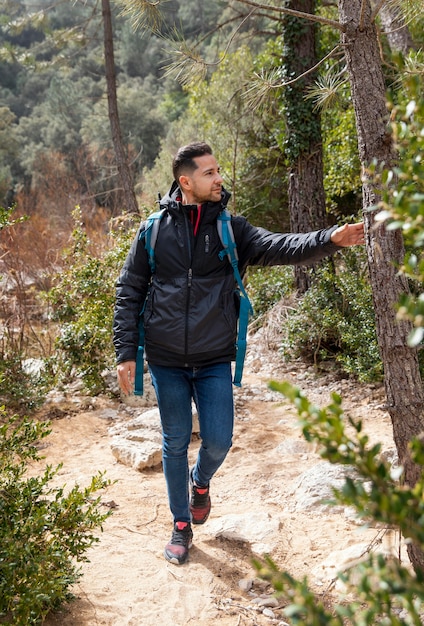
[
  {"left": 255, "top": 596, "right": 279, "bottom": 608},
  {"left": 292, "top": 461, "right": 355, "bottom": 513},
  {"left": 22, "top": 358, "right": 45, "bottom": 376},
  {"left": 311, "top": 540, "right": 396, "bottom": 590},
  {"left": 99, "top": 408, "right": 121, "bottom": 421},
  {"left": 44, "top": 390, "right": 67, "bottom": 405},
  {"left": 276, "top": 438, "right": 309, "bottom": 455},
  {"left": 108, "top": 407, "right": 199, "bottom": 470},
  {"left": 109, "top": 407, "right": 163, "bottom": 470},
  {"left": 110, "top": 437, "right": 163, "bottom": 471},
  {"left": 207, "top": 512, "right": 281, "bottom": 555},
  {"left": 238, "top": 578, "right": 254, "bottom": 592}
]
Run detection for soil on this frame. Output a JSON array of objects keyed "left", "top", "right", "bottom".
[{"left": 35, "top": 339, "right": 397, "bottom": 626}]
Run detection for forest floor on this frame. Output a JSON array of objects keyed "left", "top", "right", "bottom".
[{"left": 35, "top": 329, "right": 400, "bottom": 626}]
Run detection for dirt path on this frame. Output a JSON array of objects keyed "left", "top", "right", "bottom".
[{"left": 38, "top": 356, "right": 394, "bottom": 626}]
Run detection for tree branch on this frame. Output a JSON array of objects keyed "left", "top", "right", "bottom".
[
  {"left": 163, "top": 9, "right": 257, "bottom": 85},
  {"left": 370, "top": 0, "right": 387, "bottom": 22},
  {"left": 244, "top": 44, "right": 344, "bottom": 110},
  {"left": 359, "top": 0, "right": 369, "bottom": 31},
  {"left": 233, "top": 0, "right": 344, "bottom": 31}
]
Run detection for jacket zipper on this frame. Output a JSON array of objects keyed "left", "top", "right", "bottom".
[
  {"left": 204, "top": 234, "right": 210, "bottom": 253},
  {"left": 183, "top": 213, "right": 193, "bottom": 363}
]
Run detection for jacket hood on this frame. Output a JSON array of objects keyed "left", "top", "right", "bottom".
[{"left": 159, "top": 180, "right": 231, "bottom": 216}]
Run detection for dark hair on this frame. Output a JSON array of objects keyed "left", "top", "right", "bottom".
[{"left": 172, "top": 142, "right": 213, "bottom": 182}]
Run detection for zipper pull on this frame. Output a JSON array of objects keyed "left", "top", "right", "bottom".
[
  {"left": 205, "top": 234, "right": 210, "bottom": 253},
  {"left": 188, "top": 268, "right": 192, "bottom": 287}
]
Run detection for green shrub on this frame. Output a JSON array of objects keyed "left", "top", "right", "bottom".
[
  {"left": 281, "top": 251, "right": 382, "bottom": 382},
  {"left": 0, "top": 409, "right": 112, "bottom": 625},
  {"left": 46, "top": 209, "right": 136, "bottom": 394},
  {"left": 254, "top": 381, "right": 424, "bottom": 625},
  {"left": 0, "top": 356, "right": 48, "bottom": 413},
  {"left": 246, "top": 265, "right": 294, "bottom": 320}
]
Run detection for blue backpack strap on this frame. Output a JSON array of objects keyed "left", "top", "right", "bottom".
[
  {"left": 134, "top": 209, "right": 165, "bottom": 395},
  {"left": 217, "top": 209, "right": 254, "bottom": 387},
  {"left": 139, "top": 209, "right": 165, "bottom": 273},
  {"left": 134, "top": 308, "right": 145, "bottom": 396}
]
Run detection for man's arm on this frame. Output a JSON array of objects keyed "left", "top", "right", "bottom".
[{"left": 233, "top": 216, "right": 364, "bottom": 270}]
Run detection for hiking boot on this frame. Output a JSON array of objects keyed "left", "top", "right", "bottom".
[
  {"left": 164, "top": 521, "right": 193, "bottom": 565},
  {"left": 190, "top": 469, "right": 211, "bottom": 525}
]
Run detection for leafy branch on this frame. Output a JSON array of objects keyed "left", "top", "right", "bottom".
[{"left": 252, "top": 379, "right": 424, "bottom": 625}]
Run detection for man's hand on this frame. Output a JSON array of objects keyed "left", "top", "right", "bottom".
[
  {"left": 330, "top": 222, "right": 365, "bottom": 247},
  {"left": 117, "top": 360, "right": 136, "bottom": 395}
]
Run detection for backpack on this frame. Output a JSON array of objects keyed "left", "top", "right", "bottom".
[{"left": 134, "top": 207, "right": 253, "bottom": 395}]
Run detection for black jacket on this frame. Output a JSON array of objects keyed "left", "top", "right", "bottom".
[{"left": 113, "top": 183, "right": 341, "bottom": 367}]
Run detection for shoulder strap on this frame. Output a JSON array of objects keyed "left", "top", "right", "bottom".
[
  {"left": 139, "top": 209, "right": 166, "bottom": 273},
  {"left": 134, "top": 209, "right": 165, "bottom": 396},
  {"left": 217, "top": 209, "right": 254, "bottom": 387}
]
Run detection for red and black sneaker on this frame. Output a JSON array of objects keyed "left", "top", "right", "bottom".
[
  {"left": 164, "top": 521, "right": 193, "bottom": 565},
  {"left": 190, "top": 470, "right": 211, "bottom": 525}
]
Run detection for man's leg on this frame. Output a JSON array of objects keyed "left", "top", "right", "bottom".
[
  {"left": 148, "top": 364, "right": 193, "bottom": 522},
  {"left": 149, "top": 364, "right": 195, "bottom": 564},
  {"left": 190, "top": 362, "right": 234, "bottom": 522}
]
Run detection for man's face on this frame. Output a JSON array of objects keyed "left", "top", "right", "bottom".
[{"left": 180, "top": 154, "right": 224, "bottom": 204}]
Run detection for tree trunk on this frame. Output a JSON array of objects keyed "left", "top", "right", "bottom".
[
  {"left": 338, "top": 0, "right": 424, "bottom": 572},
  {"left": 102, "top": 0, "right": 139, "bottom": 215},
  {"left": 282, "top": 0, "right": 327, "bottom": 293}
]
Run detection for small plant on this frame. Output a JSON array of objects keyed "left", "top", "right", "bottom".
[
  {"left": 246, "top": 265, "right": 294, "bottom": 320},
  {"left": 0, "top": 407, "right": 112, "bottom": 625},
  {"left": 254, "top": 380, "right": 424, "bottom": 625},
  {"left": 281, "top": 251, "right": 382, "bottom": 382},
  {"left": 46, "top": 208, "right": 136, "bottom": 393},
  {"left": 0, "top": 355, "right": 48, "bottom": 413}
]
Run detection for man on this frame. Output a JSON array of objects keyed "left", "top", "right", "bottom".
[{"left": 113, "top": 141, "right": 365, "bottom": 565}]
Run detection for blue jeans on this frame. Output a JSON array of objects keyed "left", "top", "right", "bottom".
[{"left": 148, "top": 362, "right": 234, "bottom": 523}]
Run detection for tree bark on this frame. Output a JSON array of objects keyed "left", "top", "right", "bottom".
[
  {"left": 102, "top": 0, "right": 139, "bottom": 215},
  {"left": 338, "top": 0, "right": 424, "bottom": 572},
  {"left": 283, "top": 0, "right": 327, "bottom": 293}
]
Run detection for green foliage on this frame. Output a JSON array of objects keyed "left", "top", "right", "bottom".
[
  {"left": 323, "top": 104, "right": 362, "bottom": 216},
  {"left": 0, "top": 204, "right": 27, "bottom": 229},
  {"left": 276, "top": 18, "right": 322, "bottom": 164},
  {"left": 254, "top": 381, "right": 424, "bottom": 625},
  {"left": 371, "top": 75, "right": 424, "bottom": 348},
  {"left": 46, "top": 208, "right": 135, "bottom": 393},
  {"left": 0, "top": 356, "right": 48, "bottom": 413},
  {"left": 246, "top": 266, "right": 294, "bottom": 320},
  {"left": 0, "top": 408, "right": 112, "bottom": 625},
  {"left": 281, "top": 251, "right": 381, "bottom": 382}
]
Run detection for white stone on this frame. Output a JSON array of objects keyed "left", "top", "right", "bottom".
[
  {"left": 207, "top": 512, "right": 280, "bottom": 555},
  {"left": 293, "top": 461, "right": 353, "bottom": 513},
  {"left": 311, "top": 540, "right": 398, "bottom": 589},
  {"left": 110, "top": 437, "right": 162, "bottom": 471},
  {"left": 238, "top": 578, "right": 254, "bottom": 592},
  {"left": 108, "top": 406, "right": 199, "bottom": 471}
]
